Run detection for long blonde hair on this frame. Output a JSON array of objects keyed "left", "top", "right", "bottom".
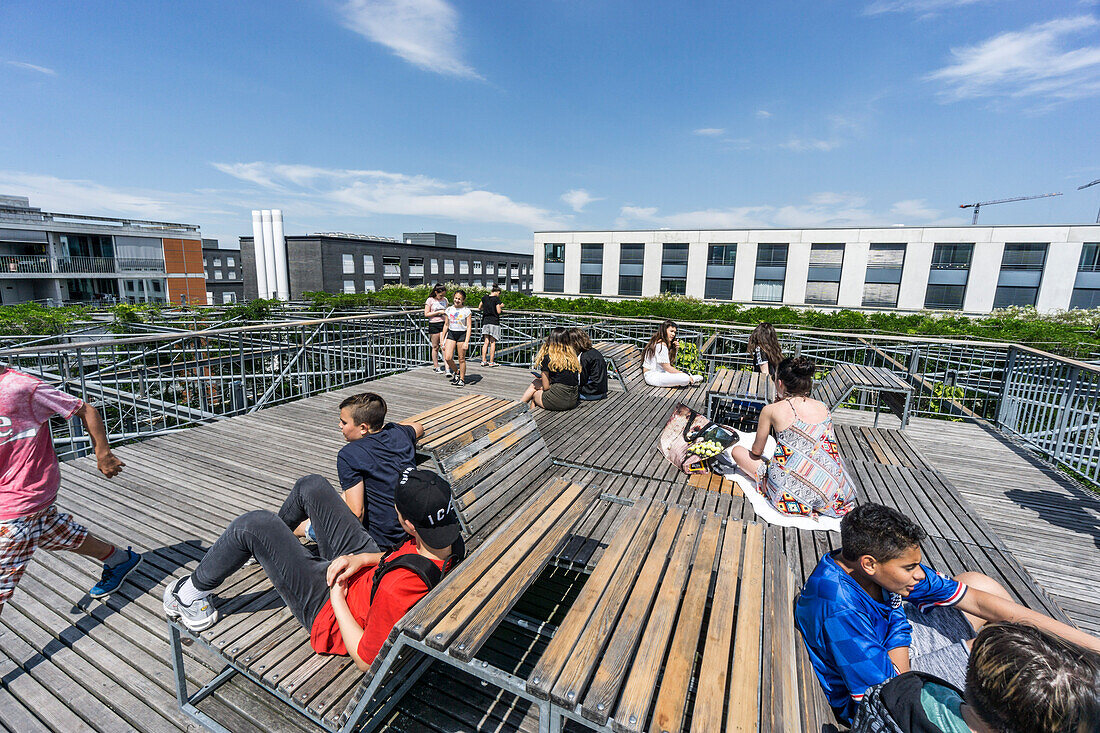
[{"left": 535, "top": 329, "right": 579, "bottom": 372}]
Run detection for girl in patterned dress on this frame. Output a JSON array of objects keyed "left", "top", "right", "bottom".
[{"left": 729, "top": 356, "right": 856, "bottom": 519}]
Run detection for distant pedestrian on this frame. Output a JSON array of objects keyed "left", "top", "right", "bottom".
[
  {"left": 443, "top": 290, "right": 472, "bottom": 387},
  {"left": 479, "top": 286, "right": 503, "bottom": 367},
  {"left": 424, "top": 284, "right": 450, "bottom": 374},
  {"left": 0, "top": 365, "right": 143, "bottom": 614},
  {"left": 747, "top": 322, "right": 783, "bottom": 377}
]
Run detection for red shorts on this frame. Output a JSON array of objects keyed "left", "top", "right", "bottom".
[{"left": 0, "top": 504, "right": 88, "bottom": 608}]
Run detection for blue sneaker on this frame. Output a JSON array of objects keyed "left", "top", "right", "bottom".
[{"left": 89, "top": 547, "right": 142, "bottom": 598}]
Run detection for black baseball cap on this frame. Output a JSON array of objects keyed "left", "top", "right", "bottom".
[{"left": 394, "top": 468, "right": 461, "bottom": 548}]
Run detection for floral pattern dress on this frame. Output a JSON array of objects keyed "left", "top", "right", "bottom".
[{"left": 755, "top": 400, "right": 856, "bottom": 518}]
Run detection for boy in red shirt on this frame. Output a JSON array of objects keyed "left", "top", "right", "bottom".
[
  {"left": 0, "top": 365, "right": 142, "bottom": 612},
  {"left": 164, "top": 468, "right": 461, "bottom": 669}
]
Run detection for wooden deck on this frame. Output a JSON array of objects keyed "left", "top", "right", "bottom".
[{"left": 1, "top": 364, "right": 1096, "bottom": 732}]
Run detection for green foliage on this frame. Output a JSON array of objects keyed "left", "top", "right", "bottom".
[
  {"left": 0, "top": 303, "right": 91, "bottom": 335},
  {"left": 223, "top": 298, "right": 282, "bottom": 322},
  {"left": 675, "top": 341, "right": 707, "bottom": 376},
  {"left": 929, "top": 382, "right": 966, "bottom": 421},
  {"left": 107, "top": 304, "right": 143, "bottom": 333},
  {"left": 301, "top": 286, "right": 1100, "bottom": 357}
]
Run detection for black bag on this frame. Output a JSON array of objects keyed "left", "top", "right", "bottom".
[{"left": 370, "top": 536, "right": 466, "bottom": 602}]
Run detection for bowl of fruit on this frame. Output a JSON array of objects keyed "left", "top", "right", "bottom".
[{"left": 688, "top": 439, "right": 723, "bottom": 459}]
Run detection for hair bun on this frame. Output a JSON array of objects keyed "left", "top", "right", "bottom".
[{"left": 792, "top": 356, "right": 816, "bottom": 376}]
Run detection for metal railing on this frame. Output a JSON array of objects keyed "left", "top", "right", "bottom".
[
  {"left": 1, "top": 254, "right": 51, "bottom": 273},
  {"left": 57, "top": 256, "right": 118, "bottom": 273},
  {"left": 0, "top": 310, "right": 429, "bottom": 459},
  {"left": 996, "top": 347, "right": 1100, "bottom": 485},
  {"left": 118, "top": 257, "right": 166, "bottom": 272},
  {"left": 2, "top": 306, "right": 1096, "bottom": 485}
]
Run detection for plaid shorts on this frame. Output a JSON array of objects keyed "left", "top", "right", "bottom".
[{"left": 0, "top": 504, "right": 88, "bottom": 608}]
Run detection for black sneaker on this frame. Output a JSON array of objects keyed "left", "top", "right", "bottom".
[{"left": 454, "top": 379, "right": 465, "bottom": 387}]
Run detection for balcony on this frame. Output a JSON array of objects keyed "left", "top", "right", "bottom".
[
  {"left": 57, "top": 256, "right": 118, "bottom": 273},
  {"left": 118, "top": 257, "right": 166, "bottom": 272},
  {"left": 408, "top": 265, "right": 425, "bottom": 277},
  {"left": 1, "top": 254, "right": 51, "bottom": 274},
  {"left": 383, "top": 265, "right": 402, "bottom": 278}
]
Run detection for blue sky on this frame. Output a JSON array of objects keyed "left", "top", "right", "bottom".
[{"left": 2, "top": 0, "right": 1099, "bottom": 253}]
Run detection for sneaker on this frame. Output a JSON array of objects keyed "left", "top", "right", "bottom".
[
  {"left": 488, "top": 362, "right": 499, "bottom": 368},
  {"left": 433, "top": 365, "right": 446, "bottom": 374},
  {"left": 163, "top": 577, "right": 219, "bottom": 632},
  {"left": 450, "top": 373, "right": 459, "bottom": 384},
  {"left": 479, "top": 361, "right": 488, "bottom": 366},
  {"left": 454, "top": 379, "right": 465, "bottom": 387},
  {"left": 89, "top": 547, "right": 142, "bottom": 598}
]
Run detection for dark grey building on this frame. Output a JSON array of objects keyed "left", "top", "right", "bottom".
[
  {"left": 238, "top": 233, "right": 533, "bottom": 300},
  {"left": 202, "top": 239, "right": 245, "bottom": 304}
]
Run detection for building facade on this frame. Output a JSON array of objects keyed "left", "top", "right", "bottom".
[
  {"left": 239, "top": 233, "right": 533, "bottom": 300},
  {"left": 0, "top": 195, "right": 205, "bottom": 305},
  {"left": 533, "top": 225, "right": 1100, "bottom": 313},
  {"left": 202, "top": 240, "right": 244, "bottom": 305}
]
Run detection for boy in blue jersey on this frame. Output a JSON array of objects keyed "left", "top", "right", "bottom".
[{"left": 795, "top": 503, "right": 1100, "bottom": 726}]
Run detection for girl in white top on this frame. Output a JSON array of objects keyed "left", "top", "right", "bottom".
[
  {"left": 641, "top": 321, "right": 704, "bottom": 388},
  {"left": 423, "top": 284, "right": 449, "bottom": 373},
  {"left": 443, "top": 290, "right": 472, "bottom": 387}
]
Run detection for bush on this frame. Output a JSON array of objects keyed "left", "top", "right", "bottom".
[{"left": 0, "top": 303, "right": 91, "bottom": 336}]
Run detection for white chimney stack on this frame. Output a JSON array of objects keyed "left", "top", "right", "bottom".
[
  {"left": 271, "top": 209, "right": 290, "bottom": 300},
  {"left": 260, "top": 210, "right": 278, "bottom": 300},
  {"left": 251, "top": 210, "right": 269, "bottom": 298}
]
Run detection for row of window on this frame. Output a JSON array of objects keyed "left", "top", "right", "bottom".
[
  {"left": 544, "top": 241, "right": 1100, "bottom": 310},
  {"left": 341, "top": 279, "right": 529, "bottom": 295},
  {"left": 204, "top": 255, "right": 236, "bottom": 268},
  {"left": 206, "top": 291, "right": 239, "bottom": 305},
  {"left": 205, "top": 269, "right": 237, "bottom": 281},
  {"left": 341, "top": 254, "right": 528, "bottom": 278}
]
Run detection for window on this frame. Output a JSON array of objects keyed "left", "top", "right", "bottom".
[
  {"left": 473, "top": 279, "right": 482, "bottom": 288},
  {"left": 486, "top": 262, "right": 495, "bottom": 274},
  {"left": 926, "top": 243, "right": 973, "bottom": 310},
  {"left": 473, "top": 261, "right": 482, "bottom": 274},
  {"left": 204, "top": 269, "right": 210, "bottom": 279},
  {"left": 222, "top": 291, "right": 236, "bottom": 304},
  {"left": 364, "top": 280, "right": 376, "bottom": 292},
  {"left": 227, "top": 270, "right": 236, "bottom": 279},
  {"left": 619, "top": 275, "right": 643, "bottom": 296},
  {"left": 383, "top": 256, "right": 401, "bottom": 278},
  {"left": 460, "top": 260, "right": 469, "bottom": 275},
  {"left": 863, "top": 244, "right": 905, "bottom": 307},
  {"left": 619, "top": 243, "right": 645, "bottom": 296},
  {"left": 207, "top": 291, "right": 214, "bottom": 304},
  {"left": 125, "top": 280, "right": 135, "bottom": 291},
  {"left": 660, "top": 243, "right": 688, "bottom": 294},
  {"left": 1070, "top": 243, "right": 1100, "bottom": 309},
  {"left": 363, "top": 255, "right": 375, "bottom": 274},
  {"left": 807, "top": 244, "right": 844, "bottom": 305},
  {"left": 581, "top": 244, "right": 603, "bottom": 263},
  {"left": 444, "top": 259, "right": 454, "bottom": 275},
  {"left": 994, "top": 243, "right": 1047, "bottom": 308},
  {"left": 707, "top": 244, "right": 736, "bottom": 266},
  {"left": 620, "top": 244, "right": 645, "bottom": 264},
  {"left": 214, "top": 270, "right": 223, "bottom": 280},
  {"left": 430, "top": 258, "right": 439, "bottom": 274},
  {"left": 227, "top": 257, "right": 235, "bottom": 267},
  {"left": 213, "top": 257, "right": 222, "bottom": 267},
  {"left": 151, "top": 281, "right": 162, "bottom": 293},
  {"left": 498, "top": 262, "right": 507, "bottom": 277},
  {"left": 544, "top": 243, "right": 565, "bottom": 263},
  {"left": 580, "top": 274, "right": 602, "bottom": 294},
  {"left": 343, "top": 280, "right": 355, "bottom": 294},
  {"left": 544, "top": 273, "right": 564, "bottom": 292},
  {"left": 754, "top": 243, "right": 787, "bottom": 302},
  {"left": 342, "top": 254, "right": 355, "bottom": 274},
  {"left": 408, "top": 258, "right": 424, "bottom": 276}
]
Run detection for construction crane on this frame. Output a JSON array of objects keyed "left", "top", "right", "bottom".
[
  {"left": 959, "top": 192, "right": 1062, "bottom": 224},
  {"left": 1078, "top": 178, "right": 1100, "bottom": 223}
]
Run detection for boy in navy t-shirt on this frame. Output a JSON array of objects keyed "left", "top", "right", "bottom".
[
  {"left": 794, "top": 503, "right": 1100, "bottom": 726},
  {"left": 299, "top": 393, "right": 423, "bottom": 551}
]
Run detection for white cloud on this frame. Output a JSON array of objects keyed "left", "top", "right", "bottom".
[
  {"left": 561, "top": 189, "right": 602, "bottom": 212},
  {"left": 215, "top": 161, "right": 566, "bottom": 229},
  {"left": 6, "top": 61, "right": 56, "bottom": 76},
  {"left": 755, "top": 110, "right": 772, "bottom": 119},
  {"left": 693, "top": 127, "right": 726, "bottom": 136},
  {"left": 864, "top": 0, "right": 990, "bottom": 16},
  {"left": 337, "top": 0, "right": 481, "bottom": 79},
  {"left": 0, "top": 171, "right": 178, "bottom": 217},
  {"left": 616, "top": 193, "right": 964, "bottom": 229},
  {"left": 927, "top": 16, "right": 1100, "bottom": 103},
  {"left": 780, "top": 137, "right": 842, "bottom": 152}
]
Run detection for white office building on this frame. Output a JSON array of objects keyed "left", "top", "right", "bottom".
[{"left": 532, "top": 225, "right": 1100, "bottom": 313}]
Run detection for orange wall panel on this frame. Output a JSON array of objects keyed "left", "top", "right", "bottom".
[
  {"left": 162, "top": 238, "right": 203, "bottom": 274},
  {"left": 166, "top": 276, "right": 206, "bottom": 304}
]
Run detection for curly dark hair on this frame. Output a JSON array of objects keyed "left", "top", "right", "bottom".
[
  {"left": 967, "top": 622, "right": 1100, "bottom": 733},
  {"left": 840, "top": 503, "right": 927, "bottom": 563},
  {"left": 776, "top": 356, "right": 816, "bottom": 397}
]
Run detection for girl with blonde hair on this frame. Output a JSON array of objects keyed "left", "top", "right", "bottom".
[{"left": 522, "top": 329, "right": 580, "bottom": 411}]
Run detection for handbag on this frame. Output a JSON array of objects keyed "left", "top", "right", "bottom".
[{"left": 658, "top": 403, "right": 740, "bottom": 474}]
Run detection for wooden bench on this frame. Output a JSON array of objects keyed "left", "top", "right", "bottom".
[
  {"left": 523, "top": 500, "right": 834, "bottom": 732},
  {"left": 705, "top": 368, "right": 777, "bottom": 428},
  {"left": 812, "top": 363, "right": 913, "bottom": 428},
  {"left": 167, "top": 395, "right": 568, "bottom": 733}
]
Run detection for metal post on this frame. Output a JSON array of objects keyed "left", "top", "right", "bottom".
[{"left": 995, "top": 346, "right": 1018, "bottom": 428}]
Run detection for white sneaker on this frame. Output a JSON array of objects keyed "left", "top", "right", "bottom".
[
  {"left": 163, "top": 577, "right": 219, "bottom": 632},
  {"left": 433, "top": 365, "right": 446, "bottom": 374}
]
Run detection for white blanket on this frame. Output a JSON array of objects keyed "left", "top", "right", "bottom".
[{"left": 717, "top": 431, "right": 842, "bottom": 533}]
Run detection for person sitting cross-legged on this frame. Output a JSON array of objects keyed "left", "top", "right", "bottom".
[
  {"left": 163, "top": 468, "right": 462, "bottom": 670},
  {"left": 795, "top": 503, "right": 1100, "bottom": 727}
]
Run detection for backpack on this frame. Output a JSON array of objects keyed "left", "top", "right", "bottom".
[
  {"left": 851, "top": 671, "right": 963, "bottom": 733},
  {"left": 369, "top": 536, "right": 466, "bottom": 603}
]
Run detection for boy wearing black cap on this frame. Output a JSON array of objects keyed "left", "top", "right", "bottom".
[{"left": 164, "top": 468, "right": 461, "bottom": 670}]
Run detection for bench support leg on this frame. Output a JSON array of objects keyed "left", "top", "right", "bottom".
[
  {"left": 169, "top": 623, "right": 238, "bottom": 733},
  {"left": 351, "top": 647, "right": 434, "bottom": 733}
]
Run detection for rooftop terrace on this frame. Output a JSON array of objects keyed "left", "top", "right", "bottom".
[{"left": 0, "top": 311, "right": 1096, "bottom": 731}]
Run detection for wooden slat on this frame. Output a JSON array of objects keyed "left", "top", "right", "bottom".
[{"left": 727, "top": 522, "right": 765, "bottom": 732}]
